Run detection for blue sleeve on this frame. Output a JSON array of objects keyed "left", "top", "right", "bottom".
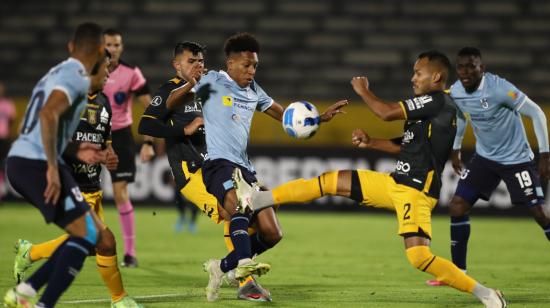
[
  {"left": 255, "top": 82, "right": 274, "bottom": 112},
  {"left": 517, "top": 97, "right": 549, "bottom": 153},
  {"left": 193, "top": 71, "right": 216, "bottom": 92},
  {"left": 498, "top": 78, "right": 527, "bottom": 109},
  {"left": 53, "top": 63, "right": 89, "bottom": 105},
  {"left": 453, "top": 108, "right": 467, "bottom": 150}
]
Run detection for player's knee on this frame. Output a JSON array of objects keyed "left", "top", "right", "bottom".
[
  {"left": 449, "top": 196, "right": 470, "bottom": 217},
  {"left": 319, "top": 171, "right": 338, "bottom": 195},
  {"left": 95, "top": 228, "right": 116, "bottom": 256},
  {"left": 262, "top": 229, "right": 283, "bottom": 247},
  {"left": 405, "top": 246, "right": 434, "bottom": 270}
]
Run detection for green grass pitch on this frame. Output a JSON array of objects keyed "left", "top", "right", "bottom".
[{"left": 1, "top": 203, "right": 549, "bottom": 307}]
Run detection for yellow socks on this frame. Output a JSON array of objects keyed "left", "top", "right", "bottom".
[
  {"left": 29, "top": 234, "right": 69, "bottom": 261},
  {"left": 272, "top": 171, "right": 339, "bottom": 204},
  {"left": 406, "top": 246, "right": 476, "bottom": 293},
  {"left": 96, "top": 254, "right": 126, "bottom": 302}
]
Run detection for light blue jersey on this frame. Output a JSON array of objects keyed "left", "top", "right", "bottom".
[
  {"left": 9, "top": 58, "right": 90, "bottom": 161},
  {"left": 450, "top": 72, "right": 532, "bottom": 164},
  {"left": 196, "top": 70, "right": 273, "bottom": 171}
]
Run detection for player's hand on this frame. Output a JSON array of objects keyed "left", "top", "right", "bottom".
[
  {"left": 184, "top": 117, "right": 204, "bottom": 136},
  {"left": 451, "top": 150, "right": 463, "bottom": 175},
  {"left": 76, "top": 142, "right": 104, "bottom": 164},
  {"left": 538, "top": 152, "right": 550, "bottom": 181},
  {"left": 181, "top": 63, "right": 203, "bottom": 86},
  {"left": 104, "top": 145, "right": 119, "bottom": 171},
  {"left": 320, "top": 100, "right": 348, "bottom": 122},
  {"left": 351, "top": 76, "right": 370, "bottom": 96},
  {"left": 140, "top": 142, "right": 155, "bottom": 163},
  {"left": 44, "top": 164, "right": 61, "bottom": 205},
  {"left": 352, "top": 129, "right": 370, "bottom": 148}
]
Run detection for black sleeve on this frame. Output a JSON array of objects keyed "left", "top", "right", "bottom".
[
  {"left": 138, "top": 85, "right": 186, "bottom": 138},
  {"left": 99, "top": 93, "right": 113, "bottom": 149},
  {"left": 134, "top": 82, "right": 150, "bottom": 97},
  {"left": 63, "top": 140, "right": 79, "bottom": 161},
  {"left": 399, "top": 93, "right": 444, "bottom": 120}
]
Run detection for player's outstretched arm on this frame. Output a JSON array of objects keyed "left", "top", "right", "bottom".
[
  {"left": 352, "top": 128, "right": 401, "bottom": 154},
  {"left": 39, "top": 90, "right": 71, "bottom": 204},
  {"left": 517, "top": 97, "right": 550, "bottom": 179},
  {"left": 351, "top": 76, "right": 404, "bottom": 121},
  {"left": 320, "top": 100, "right": 348, "bottom": 122},
  {"left": 264, "top": 102, "right": 285, "bottom": 121},
  {"left": 137, "top": 93, "right": 156, "bottom": 162}
]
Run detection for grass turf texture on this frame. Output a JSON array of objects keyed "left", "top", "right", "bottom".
[{"left": 1, "top": 203, "right": 549, "bottom": 307}]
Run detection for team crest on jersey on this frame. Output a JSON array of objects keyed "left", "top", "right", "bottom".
[
  {"left": 87, "top": 109, "right": 97, "bottom": 125},
  {"left": 222, "top": 95, "right": 233, "bottom": 106},
  {"left": 507, "top": 90, "right": 518, "bottom": 100},
  {"left": 480, "top": 98, "right": 489, "bottom": 109},
  {"left": 150, "top": 96, "right": 162, "bottom": 106}
]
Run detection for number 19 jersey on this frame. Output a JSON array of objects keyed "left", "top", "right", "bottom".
[{"left": 9, "top": 58, "right": 90, "bottom": 161}]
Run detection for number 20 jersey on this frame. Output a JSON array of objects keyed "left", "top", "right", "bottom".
[{"left": 9, "top": 58, "right": 90, "bottom": 161}]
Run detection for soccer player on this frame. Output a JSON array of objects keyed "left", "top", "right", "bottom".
[
  {"left": 426, "top": 47, "right": 550, "bottom": 286},
  {"left": 103, "top": 28, "right": 154, "bottom": 267},
  {"left": 186, "top": 33, "right": 347, "bottom": 302},
  {"left": 12, "top": 51, "right": 142, "bottom": 308},
  {"left": 3, "top": 22, "right": 106, "bottom": 308},
  {"left": 233, "top": 50, "right": 507, "bottom": 307},
  {"left": 138, "top": 41, "right": 278, "bottom": 302}
]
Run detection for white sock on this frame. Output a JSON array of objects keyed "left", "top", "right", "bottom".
[
  {"left": 16, "top": 282, "right": 36, "bottom": 297},
  {"left": 251, "top": 191, "right": 275, "bottom": 210},
  {"left": 238, "top": 258, "right": 253, "bottom": 266},
  {"left": 472, "top": 283, "right": 492, "bottom": 301}
]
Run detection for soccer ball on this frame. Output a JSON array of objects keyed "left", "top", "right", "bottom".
[{"left": 282, "top": 101, "right": 320, "bottom": 139}]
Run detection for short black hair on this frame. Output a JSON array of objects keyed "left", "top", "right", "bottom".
[
  {"left": 418, "top": 50, "right": 452, "bottom": 74},
  {"left": 91, "top": 49, "right": 111, "bottom": 75},
  {"left": 72, "top": 22, "right": 103, "bottom": 54},
  {"left": 103, "top": 28, "right": 122, "bottom": 37},
  {"left": 174, "top": 41, "right": 205, "bottom": 58},
  {"left": 457, "top": 47, "right": 482, "bottom": 59},
  {"left": 223, "top": 33, "right": 260, "bottom": 57}
]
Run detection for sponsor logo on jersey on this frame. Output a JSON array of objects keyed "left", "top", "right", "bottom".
[
  {"left": 507, "top": 90, "right": 518, "bottom": 100},
  {"left": 75, "top": 131, "right": 104, "bottom": 143},
  {"left": 100, "top": 107, "right": 109, "bottom": 124},
  {"left": 395, "top": 160, "right": 411, "bottom": 173},
  {"left": 150, "top": 96, "right": 162, "bottom": 106},
  {"left": 404, "top": 95, "right": 433, "bottom": 110},
  {"left": 403, "top": 130, "right": 414, "bottom": 143},
  {"left": 222, "top": 95, "right": 233, "bottom": 106}
]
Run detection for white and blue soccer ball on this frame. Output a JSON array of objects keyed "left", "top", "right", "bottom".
[{"left": 282, "top": 101, "right": 320, "bottom": 139}]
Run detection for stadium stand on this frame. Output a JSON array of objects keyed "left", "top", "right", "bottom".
[{"left": 0, "top": 0, "right": 549, "bottom": 104}]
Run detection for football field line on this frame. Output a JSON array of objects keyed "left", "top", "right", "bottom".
[{"left": 61, "top": 292, "right": 184, "bottom": 304}]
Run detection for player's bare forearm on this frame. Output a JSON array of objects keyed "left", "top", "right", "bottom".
[
  {"left": 166, "top": 82, "right": 195, "bottom": 110},
  {"left": 351, "top": 77, "right": 404, "bottom": 121},
  {"left": 358, "top": 90, "right": 404, "bottom": 121},
  {"left": 265, "top": 102, "right": 284, "bottom": 122},
  {"left": 39, "top": 90, "right": 70, "bottom": 167},
  {"left": 365, "top": 138, "right": 401, "bottom": 154},
  {"left": 40, "top": 109, "right": 59, "bottom": 166}
]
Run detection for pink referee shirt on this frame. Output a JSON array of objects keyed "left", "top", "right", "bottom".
[
  {"left": 0, "top": 98, "right": 16, "bottom": 139},
  {"left": 103, "top": 61, "right": 147, "bottom": 131}
]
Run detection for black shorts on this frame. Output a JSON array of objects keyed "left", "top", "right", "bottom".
[
  {"left": 455, "top": 154, "right": 545, "bottom": 207},
  {"left": 110, "top": 126, "right": 136, "bottom": 183},
  {"left": 202, "top": 158, "right": 258, "bottom": 207},
  {"left": 6, "top": 156, "right": 90, "bottom": 228}
]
